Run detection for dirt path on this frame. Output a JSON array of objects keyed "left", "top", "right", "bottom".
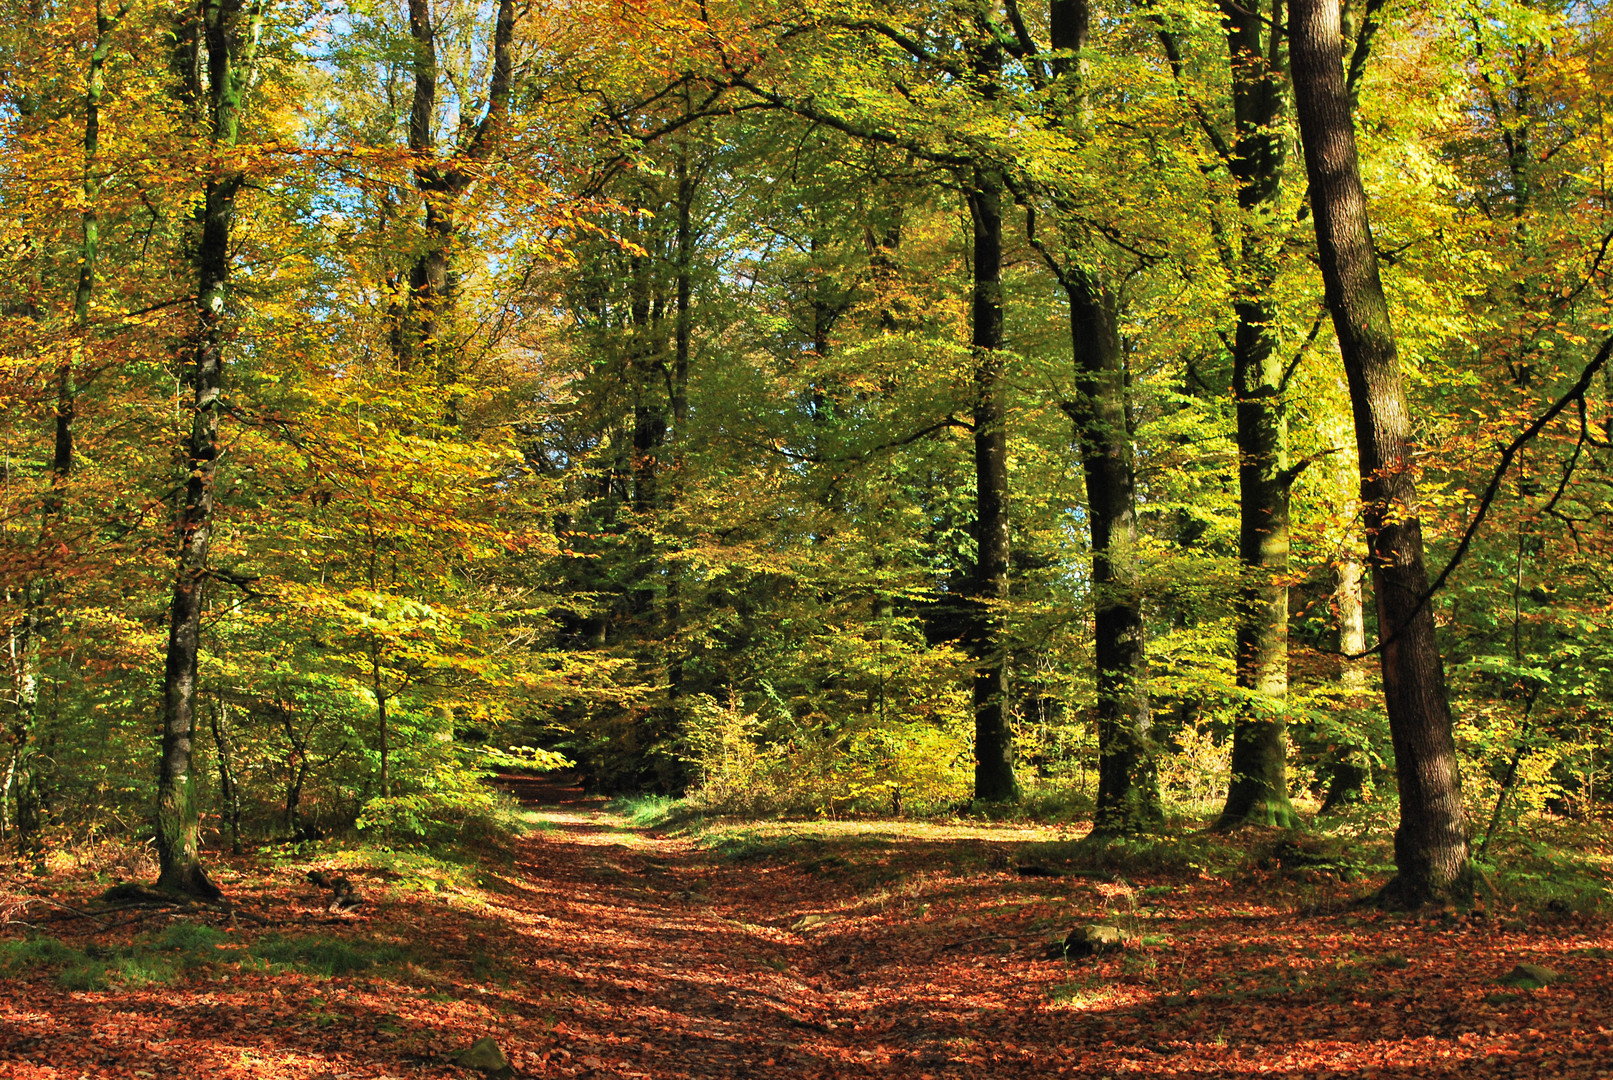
[
  {"left": 462, "top": 775, "right": 1613, "bottom": 1079},
  {"left": 5, "top": 778, "right": 1613, "bottom": 1079},
  {"left": 484, "top": 773, "right": 1083, "bottom": 1078}
]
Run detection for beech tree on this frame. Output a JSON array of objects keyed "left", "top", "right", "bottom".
[
  {"left": 157, "top": 0, "right": 268, "bottom": 899},
  {"left": 1290, "top": 0, "right": 1471, "bottom": 901},
  {"left": 0, "top": 0, "right": 1607, "bottom": 894}
]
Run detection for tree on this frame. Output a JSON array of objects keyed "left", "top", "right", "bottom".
[
  {"left": 1040, "top": 0, "right": 1163, "bottom": 832},
  {"left": 397, "top": 0, "right": 518, "bottom": 386},
  {"left": 157, "top": 0, "right": 267, "bottom": 900},
  {"left": 1290, "top": 0, "right": 1472, "bottom": 902}
]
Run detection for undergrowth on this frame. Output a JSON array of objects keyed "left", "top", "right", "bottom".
[{"left": 667, "top": 796, "right": 1612, "bottom": 915}]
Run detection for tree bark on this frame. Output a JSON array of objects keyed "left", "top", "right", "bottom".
[
  {"left": 1290, "top": 0, "right": 1471, "bottom": 902},
  {"left": 967, "top": 159, "right": 1018, "bottom": 803},
  {"left": 1049, "top": 0, "right": 1160, "bottom": 832},
  {"left": 1321, "top": 554, "right": 1369, "bottom": 810},
  {"left": 208, "top": 700, "right": 242, "bottom": 855},
  {"left": 399, "top": 0, "right": 516, "bottom": 384},
  {"left": 1064, "top": 276, "right": 1160, "bottom": 833},
  {"left": 157, "top": 0, "right": 262, "bottom": 902},
  {"left": 1219, "top": 0, "right": 1300, "bottom": 828}
]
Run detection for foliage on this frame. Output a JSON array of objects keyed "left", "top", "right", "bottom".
[{"left": 0, "top": 0, "right": 1606, "bottom": 891}]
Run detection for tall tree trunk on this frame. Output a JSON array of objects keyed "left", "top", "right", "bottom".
[
  {"left": 1291, "top": 0, "right": 1471, "bottom": 902},
  {"left": 1049, "top": 0, "right": 1159, "bottom": 832},
  {"left": 664, "top": 141, "right": 696, "bottom": 735},
  {"left": 1220, "top": 0, "right": 1300, "bottom": 828},
  {"left": 1064, "top": 277, "right": 1159, "bottom": 833},
  {"left": 157, "top": 0, "right": 262, "bottom": 901},
  {"left": 967, "top": 160, "right": 1018, "bottom": 803}
]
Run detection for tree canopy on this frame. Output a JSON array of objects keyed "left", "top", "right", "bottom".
[{"left": 0, "top": 0, "right": 1609, "bottom": 906}]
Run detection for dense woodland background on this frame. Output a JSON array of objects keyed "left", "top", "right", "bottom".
[{"left": 1, "top": 0, "right": 1609, "bottom": 901}]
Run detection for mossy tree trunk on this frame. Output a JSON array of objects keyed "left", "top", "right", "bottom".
[
  {"left": 1219, "top": 0, "right": 1300, "bottom": 829},
  {"left": 158, "top": 0, "right": 263, "bottom": 901}
]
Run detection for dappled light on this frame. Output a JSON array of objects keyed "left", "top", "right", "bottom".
[{"left": 7, "top": 776, "right": 1613, "bottom": 1077}]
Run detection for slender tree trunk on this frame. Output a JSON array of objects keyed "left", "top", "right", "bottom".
[
  {"left": 0, "top": 749, "right": 14, "bottom": 839},
  {"left": 369, "top": 649, "right": 391, "bottom": 800},
  {"left": 967, "top": 159, "right": 1018, "bottom": 803},
  {"left": 1291, "top": 0, "right": 1471, "bottom": 902},
  {"left": 665, "top": 142, "right": 695, "bottom": 727},
  {"left": 401, "top": 0, "right": 445, "bottom": 374},
  {"left": 282, "top": 707, "right": 308, "bottom": 839},
  {"left": 157, "top": 0, "right": 261, "bottom": 901},
  {"left": 400, "top": 0, "right": 515, "bottom": 384},
  {"left": 1048, "top": 0, "right": 1159, "bottom": 832},
  {"left": 1220, "top": 0, "right": 1299, "bottom": 828},
  {"left": 208, "top": 700, "right": 242, "bottom": 855},
  {"left": 1321, "top": 554, "right": 1369, "bottom": 809}
]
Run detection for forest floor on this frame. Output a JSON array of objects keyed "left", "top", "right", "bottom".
[{"left": 4, "top": 775, "right": 1613, "bottom": 1079}]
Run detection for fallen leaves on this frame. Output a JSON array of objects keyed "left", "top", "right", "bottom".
[{"left": 4, "top": 777, "right": 1613, "bottom": 1079}]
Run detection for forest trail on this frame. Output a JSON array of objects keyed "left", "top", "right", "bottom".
[
  {"left": 483, "top": 771, "right": 1071, "bottom": 1077},
  {"left": 451, "top": 776, "right": 1613, "bottom": 1078},
  {"left": 6, "top": 781, "right": 1613, "bottom": 1079}
]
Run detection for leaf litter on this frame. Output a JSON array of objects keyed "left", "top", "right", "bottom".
[{"left": 3, "top": 775, "right": 1611, "bottom": 1079}]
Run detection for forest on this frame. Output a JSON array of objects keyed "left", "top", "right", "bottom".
[{"left": 1, "top": 0, "right": 1612, "bottom": 1075}]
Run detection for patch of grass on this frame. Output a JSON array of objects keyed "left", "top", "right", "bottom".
[
  {"left": 158, "top": 920, "right": 229, "bottom": 952},
  {"left": 328, "top": 848, "right": 479, "bottom": 895},
  {"left": 54, "top": 960, "right": 115, "bottom": 991},
  {"left": 1019, "top": 829, "right": 1256, "bottom": 880},
  {"left": 999, "top": 783, "right": 1095, "bottom": 825},
  {"left": 248, "top": 932, "right": 411, "bottom": 977},
  {"left": 0, "top": 935, "right": 88, "bottom": 971},
  {"left": 107, "top": 955, "right": 178, "bottom": 987},
  {"left": 2, "top": 930, "right": 200, "bottom": 991},
  {"left": 5, "top": 919, "right": 444, "bottom": 989},
  {"left": 608, "top": 794, "right": 700, "bottom": 829},
  {"left": 1478, "top": 824, "right": 1613, "bottom": 915},
  {"left": 702, "top": 830, "right": 828, "bottom": 863}
]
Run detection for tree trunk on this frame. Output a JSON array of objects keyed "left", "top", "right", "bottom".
[
  {"left": 1290, "top": 0, "right": 1471, "bottom": 902},
  {"left": 1321, "top": 555, "right": 1369, "bottom": 810},
  {"left": 664, "top": 141, "right": 696, "bottom": 743},
  {"left": 967, "top": 160, "right": 1018, "bottom": 803},
  {"left": 1065, "top": 277, "right": 1160, "bottom": 833},
  {"left": 1050, "top": 0, "right": 1159, "bottom": 832},
  {"left": 372, "top": 651, "right": 391, "bottom": 800},
  {"left": 1220, "top": 0, "right": 1299, "bottom": 828},
  {"left": 208, "top": 700, "right": 242, "bottom": 855},
  {"left": 400, "top": 0, "right": 516, "bottom": 384},
  {"left": 157, "top": 0, "right": 261, "bottom": 902}
]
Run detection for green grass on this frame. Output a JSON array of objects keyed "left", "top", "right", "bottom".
[
  {"left": 608, "top": 794, "right": 696, "bottom": 829},
  {"left": 1477, "top": 823, "right": 1613, "bottom": 914},
  {"left": 247, "top": 932, "right": 410, "bottom": 976},
  {"left": 0, "top": 921, "right": 443, "bottom": 989},
  {"left": 0, "top": 936, "right": 87, "bottom": 970}
]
